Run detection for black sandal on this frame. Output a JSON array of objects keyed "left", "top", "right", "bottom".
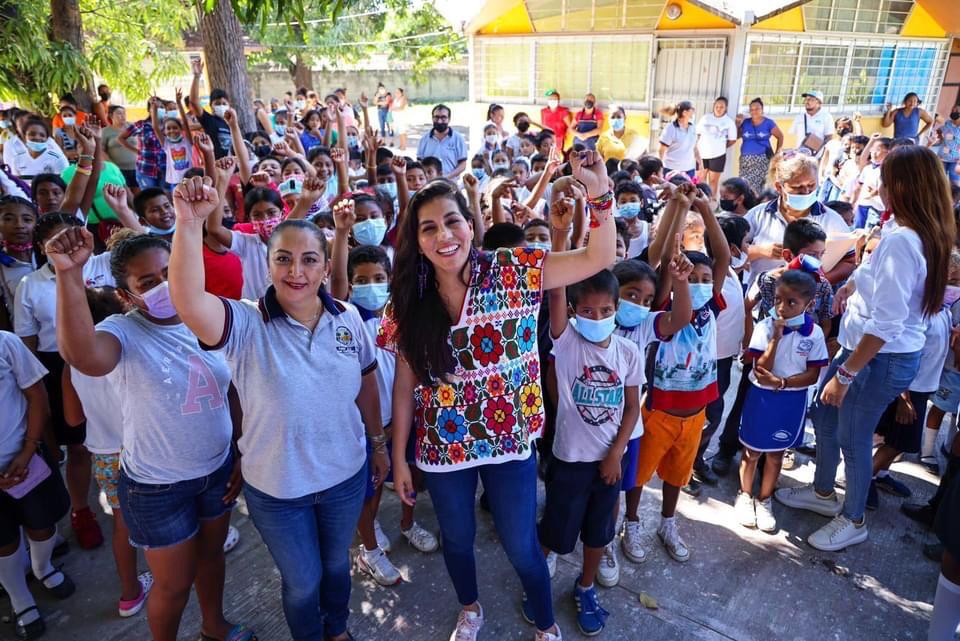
[
  {"left": 13, "top": 606, "right": 45, "bottom": 640},
  {"left": 37, "top": 567, "right": 75, "bottom": 600}
]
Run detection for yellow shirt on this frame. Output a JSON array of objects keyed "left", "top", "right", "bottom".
[{"left": 597, "top": 128, "right": 642, "bottom": 161}]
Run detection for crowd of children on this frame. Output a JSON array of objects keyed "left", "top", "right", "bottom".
[{"left": 1, "top": 83, "right": 960, "bottom": 641}]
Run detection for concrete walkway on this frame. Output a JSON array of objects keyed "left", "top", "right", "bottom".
[{"left": 2, "top": 366, "right": 946, "bottom": 641}]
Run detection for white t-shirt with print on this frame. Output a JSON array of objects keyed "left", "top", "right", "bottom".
[{"left": 696, "top": 114, "right": 737, "bottom": 160}]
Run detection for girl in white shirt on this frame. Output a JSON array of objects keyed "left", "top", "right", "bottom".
[
  {"left": 5, "top": 117, "right": 68, "bottom": 179},
  {"left": 776, "top": 145, "right": 955, "bottom": 554}
]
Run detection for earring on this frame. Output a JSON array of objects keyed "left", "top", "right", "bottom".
[{"left": 418, "top": 254, "right": 429, "bottom": 299}]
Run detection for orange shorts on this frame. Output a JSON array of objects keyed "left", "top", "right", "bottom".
[{"left": 635, "top": 407, "right": 705, "bottom": 488}]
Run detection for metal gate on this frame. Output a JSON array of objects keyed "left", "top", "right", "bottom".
[{"left": 648, "top": 37, "right": 728, "bottom": 150}]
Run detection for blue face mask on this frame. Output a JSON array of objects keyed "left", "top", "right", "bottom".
[
  {"left": 353, "top": 218, "right": 387, "bottom": 246},
  {"left": 769, "top": 306, "right": 806, "bottom": 328},
  {"left": 610, "top": 117, "right": 625, "bottom": 131},
  {"left": 575, "top": 314, "right": 617, "bottom": 343},
  {"left": 471, "top": 167, "right": 486, "bottom": 180},
  {"left": 527, "top": 241, "right": 551, "bottom": 252},
  {"left": 274, "top": 124, "right": 286, "bottom": 137},
  {"left": 26, "top": 140, "right": 47, "bottom": 153},
  {"left": 689, "top": 283, "right": 714, "bottom": 310},
  {"left": 167, "top": 134, "right": 183, "bottom": 144},
  {"left": 784, "top": 191, "right": 818, "bottom": 211},
  {"left": 156, "top": 109, "right": 168, "bottom": 120},
  {"left": 347, "top": 135, "right": 359, "bottom": 148},
  {"left": 145, "top": 222, "right": 175, "bottom": 236},
  {"left": 615, "top": 300, "right": 650, "bottom": 328},
  {"left": 617, "top": 202, "right": 641, "bottom": 219},
  {"left": 350, "top": 283, "right": 390, "bottom": 311},
  {"left": 379, "top": 182, "right": 398, "bottom": 200}
]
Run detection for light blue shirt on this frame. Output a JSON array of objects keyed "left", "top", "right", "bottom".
[{"left": 417, "top": 128, "right": 468, "bottom": 175}]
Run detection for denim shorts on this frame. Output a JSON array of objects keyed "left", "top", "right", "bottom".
[
  {"left": 119, "top": 453, "right": 234, "bottom": 549},
  {"left": 538, "top": 458, "right": 619, "bottom": 554}
]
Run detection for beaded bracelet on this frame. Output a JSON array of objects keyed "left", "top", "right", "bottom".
[
  {"left": 586, "top": 190, "right": 614, "bottom": 229},
  {"left": 78, "top": 154, "right": 94, "bottom": 162},
  {"left": 75, "top": 166, "right": 92, "bottom": 176}
]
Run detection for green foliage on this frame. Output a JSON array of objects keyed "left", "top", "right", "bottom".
[
  {"left": 247, "top": 0, "right": 464, "bottom": 81},
  {"left": 0, "top": 0, "right": 193, "bottom": 110}
]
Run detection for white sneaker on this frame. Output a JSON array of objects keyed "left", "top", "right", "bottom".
[
  {"left": 755, "top": 497, "right": 777, "bottom": 533},
  {"left": 402, "top": 521, "right": 439, "bottom": 553},
  {"left": 449, "top": 605, "right": 484, "bottom": 641},
  {"left": 222, "top": 525, "right": 240, "bottom": 554},
  {"left": 374, "top": 519, "right": 392, "bottom": 553},
  {"left": 596, "top": 542, "right": 620, "bottom": 587},
  {"left": 356, "top": 548, "right": 402, "bottom": 586},
  {"left": 735, "top": 492, "right": 757, "bottom": 528},
  {"left": 657, "top": 517, "right": 690, "bottom": 563},
  {"left": 621, "top": 520, "right": 647, "bottom": 563},
  {"left": 774, "top": 485, "right": 842, "bottom": 518},
  {"left": 534, "top": 623, "right": 563, "bottom": 641},
  {"left": 546, "top": 551, "right": 558, "bottom": 579},
  {"left": 808, "top": 515, "right": 868, "bottom": 552}
]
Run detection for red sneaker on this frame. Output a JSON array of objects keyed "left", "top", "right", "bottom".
[{"left": 71, "top": 507, "right": 104, "bottom": 549}]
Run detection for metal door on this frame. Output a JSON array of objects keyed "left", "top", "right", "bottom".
[{"left": 649, "top": 38, "right": 727, "bottom": 150}]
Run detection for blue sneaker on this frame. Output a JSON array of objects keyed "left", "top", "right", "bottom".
[
  {"left": 866, "top": 480, "right": 879, "bottom": 511},
  {"left": 521, "top": 591, "right": 535, "bottom": 625},
  {"left": 874, "top": 474, "right": 912, "bottom": 498},
  {"left": 573, "top": 577, "right": 609, "bottom": 636}
]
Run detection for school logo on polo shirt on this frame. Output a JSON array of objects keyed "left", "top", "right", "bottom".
[{"left": 335, "top": 325, "right": 358, "bottom": 354}]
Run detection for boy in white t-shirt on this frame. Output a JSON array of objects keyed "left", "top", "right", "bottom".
[{"left": 850, "top": 136, "right": 891, "bottom": 229}]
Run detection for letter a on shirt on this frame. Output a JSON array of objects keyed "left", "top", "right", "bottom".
[{"left": 180, "top": 354, "right": 226, "bottom": 415}]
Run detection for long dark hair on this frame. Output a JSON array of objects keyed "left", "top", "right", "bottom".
[
  {"left": 391, "top": 179, "right": 474, "bottom": 384},
  {"left": 880, "top": 145, "right": 955, "bottom": 316}
]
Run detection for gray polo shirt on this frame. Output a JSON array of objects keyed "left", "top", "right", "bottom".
[
  {"left": 417, "top": 128, "right": 468, "bottom": 175},
  {"left": 206, "top": 286, "right": 377, "bottom": 500}
]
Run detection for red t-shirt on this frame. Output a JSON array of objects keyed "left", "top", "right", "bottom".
[
  {"left": 203, "top": 244, "right": 244, "bottom": 300},
  {"left": 540, "top": 106, "right": 571, "bottom": 147}
]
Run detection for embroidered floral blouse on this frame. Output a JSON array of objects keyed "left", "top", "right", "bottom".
[{"left": 378, "top": 247, "right": 547, "bottom": 472}]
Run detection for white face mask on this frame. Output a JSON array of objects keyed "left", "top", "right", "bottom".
[
  {"left": 547, "top": 100, "right": 559, "bottom": 110},
  {"left": 213, "top": 104, "right": 229, "bottom": 118},
  {"left": 484, "top": 134, "right": 498, "bottom": 145}
]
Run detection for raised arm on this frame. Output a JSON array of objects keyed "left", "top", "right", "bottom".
[
  {"left": 490, "top": 178, "right": 516, "bottom": 225},
  {"left": 286, "top": 175, "right": 324, "bottom": 221},
  {"left": 329, "top": 198, "right": 356, "bottom": 301},
  {"left": 547, "top": 196, "right": 573, "bottom": 339},
  {"left": 46, "top": 227, "right": 122, "bottom": 376},
  {"left": 168, "top": 176, "right": 227, "bottom": 346},
  {"left": 391, "top": 156, "right": 410, "bottom": 219},
  {"left": 189, "top": 58, "right": 204, "bottom": 118},
  {"left": 693, "top": 188, "right": 730, "bottom": 292},
  {"left": 330, "top": 146, "right": 350, "bottom": 196},
  {"left": 648, "top": 183, "right": 683, "bottom": 268},
  {"left": 61, "top": 125, "right": 97, "bottom": 216},
  {"left": 541, "top": 150, "right": 616, "bottom": 291},
  {"left": 881, "top": 107, "right": 897, "bottom": 128},
  {"left": 462, "top": 173, "right": 484, "bottom": 248},
  {"left": 195, "top": 133, "right": 216, "bottom": 178},
  {"left": 654, "top": 234, "right": 694, "bottom": 337},
  {"left": 522, "top": 145, "right": 561, "bottom": 209},
  {"left": 102, "top": 183, "right": 145, "bottom": 233}
]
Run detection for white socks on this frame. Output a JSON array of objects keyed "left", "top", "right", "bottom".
[
  {"left": 928, "top": 573, "right": 960, "bottom": 641},
  {"left": 0, "top": 544, "right": 38, "bottom": 623},
  {"left": 27, "top": 533, "right": 62, "bottom": 588}
]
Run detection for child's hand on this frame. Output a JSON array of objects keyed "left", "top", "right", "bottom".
[
  {"left": 299, "top": 176, "right": 324, "bottom": 205},
  {"left": 753, "top": 365, "right": 782, "bottom": 389},
  {"left": 330, "top": 146, "right": 346, "bottom": 165},
  {"left": 569, "top": 149, "right": 608, "bottom": 199},
  {"left": 195, "top": 133, "right": 214, "bottom": 154},
  {"left": 895, "top": 395, "right": 917, "bottom": 425},
  {"left": 491, "top": 177, "right": 518, "bottom": 200},
  {"left": 102, "top": 183, "right": 129, "bottom": 213},
  {"left": 391, "top": 156, "right": 407, "bottom": 176},
  {"left": 667, "top": 233, "right": 694, "bottom": 280},
  {"left": 599, "top": 451, "right": 623, "bottom": 486},
  {"left": 771, "top": 317, "right": 786, "bottom": 340},
  {"left": 332, "top": 198, "right": 356, "bottom": 231},
  {"left": 175, "top": 87, "right": 184, "bottom": 106},
  {"left": 191, "top": 57, "right": 204, "bottom": 76},
  {"left": 550, "top": 197, "right": 575, "bottom": 231},
  {"left": 512, "top": 202, "right": 534, "bottom": 226},
  {"left": 462, "top": 172, "right": 479, "bottom": 197},
  {"left": 272, "top": 141, "right": 292, "bottom": 157},
  {"left": 73, "top": 126, "right": 96, "bottom": 156},
  {"left": 249, "top": 171, "right": 270, "bottom": 188},
  {"left": 173, "top": 175, "right": 219, "bottom": 223},
  {"left": 216, "top": 156, "right": 237, "bottom": 181},
  {"left": 44, "top": 226, "right": 94, "bottom": 272},
  {"left": 359, "top": 92, "right": 369, "bottom": 108}
]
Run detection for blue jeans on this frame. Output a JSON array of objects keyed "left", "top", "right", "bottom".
[
  {"left": 243, "top": 464, "right": 366, "bottom": 641},
  {"left": 423, "top": 452, "right": 554, "bottom": 631},
  {"left": 945, "top": 161, "right": 958, "bottom": 184},
  {"left": 135, "top": 171, "right": 162, "bottom": 189},
  {"left": 811, "top": 348, "right": 920, "bottom": 521},
  {"left": 818, "top": 176, "right": 839, "bottom": 204},
  {"left": 377, "top": 108, "right": 389, "bottom": 138}
]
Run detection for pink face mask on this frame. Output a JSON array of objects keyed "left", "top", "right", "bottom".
[{"left": 252, "top": 216, "right": 282, "bottom": 242}]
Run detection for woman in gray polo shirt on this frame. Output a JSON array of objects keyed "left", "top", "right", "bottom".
[{"left": 167, "top": 176, "right": 389, "bottom": 641}]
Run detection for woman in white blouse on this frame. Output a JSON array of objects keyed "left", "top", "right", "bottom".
[{"left": 776, "top": 145, "right": 955, "bottom": 552}]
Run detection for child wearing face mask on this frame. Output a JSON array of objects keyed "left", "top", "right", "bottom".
[
  {"left": 735, "top": 270, "right": 827, "bottom": 533},
  {"left": 479, "top": 124, "right": 502, "bottom": 169},
  {"left": 150, "top": 97, "right": 194, "bottom": 192},
  {"left": 613, "top": 182, "right": 650, "bottom": 258},
  {"left": 850, "top": 136, "right": 892, "bottom": 229}
]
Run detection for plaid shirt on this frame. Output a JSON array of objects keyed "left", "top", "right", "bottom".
[
  {"left": 755, "top": 269, "right": 834, "bottom": 324},
  {"left": 124, "top": 119, "right": 165, "bottom": 179}
]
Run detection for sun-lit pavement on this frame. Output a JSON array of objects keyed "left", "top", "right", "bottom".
[{"left": 6, "top": 362, "right": 947, "bottom": 641}]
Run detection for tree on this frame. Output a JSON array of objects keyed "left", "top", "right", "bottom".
[{"left": 197, "top": 0, "right": 257, "bottom": 132}]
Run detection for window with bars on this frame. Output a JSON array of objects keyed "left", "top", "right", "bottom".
[
  {"left": 475, "top": 36, "right": 652, "bottom": 107},
  {"left": 526, "top": 0, "right": 663, "bottom": 32},
  {"left": 741, "top": 35, "right": 946, "bottom": 112},
  {"left": 802, "top": 0, "right": 914, "bottom": 35}
]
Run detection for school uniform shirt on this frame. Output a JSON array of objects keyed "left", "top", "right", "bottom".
[
  {"left": 13, "top": 256, "right": 115, "bottom": 352},
  {"left": 753, "top": 269, "right": 834, "bottom": 325},
  {"left": 616, "top": 311, "right": 664, "bottom": 438},
  {"left": 162, "top": 138, "right": 193, "bottom": 184},
  {"left": 70, "top": 366, "right": 123, "bottom": 454},
  {"left": 789, "top": 109, "right": 834, "bottom": 142},
  {"left": 5, "top": 139, "right": 68, "bottom": 179},
  {"left": 360, "top": 309, "right": 395, "bottom": 427},
  {"left": 659, "top": 122, "right": 697, "bottom": 172},
  {"left": 913, "top": 308, "right": 951, "bottom": 393},
  {"left": 716, "top": 271, "right": 746, "bottom": 360},
  {"left": 0, "top": 331, "right": 48, "bottom": 470},
  {"left": 855, "top": 163, "right": 884, "bottom": 212},
  {"left": 227, "top": 231, "right": 270, "bottom": 300},
  {"left": 696, "top": 113, "right": 737, "bottom": 160},
  {"left": 550, "top": 323, "right": 641, "bottom": 463},
  {"left": 205, "top": 287, "right": 375, "bottom": 499},
  {"left": 840, "top": 222, "right": 927, "bottom": 354},
  {"left": 744, "top": 199, "right": 850, "bottom": 283},
  {"left": 202, "top": 245, "right": 244, "bottom": 300},
  {"left": 650, "top": 292, "right": 726, "bottom": 411},
  {"left": 198, "top": 111, "right": 233, "bottom": 159},
  {"left": 0, "top": 253, "right": 36, "bottom": 322},
  {"left": 97, "top": 311, "right": 233, "bottom": 485},
  {"left": 378, "top": 247, "right": 548, "bottom": 473},
  {"left": 746, "top": 315, "right": 828, "bottom": 390}
]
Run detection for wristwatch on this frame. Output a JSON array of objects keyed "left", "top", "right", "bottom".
[{"left": 836, "top": 366, "right": 857, "bottom": 386}]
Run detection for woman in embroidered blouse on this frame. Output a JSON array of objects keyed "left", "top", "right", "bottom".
[{"left": 381, "top": 151, "right": 615, "bottom": 641}]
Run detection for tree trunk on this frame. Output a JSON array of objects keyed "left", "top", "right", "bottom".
[
  {"left": 49, "top": 0, "right": 92, "bottom": 111},
  {"left": 198, "top": 0, "right": 255, "bottom": 132},
  {"left": 291, "top": 55, "right": 313, "bottom": 91}
]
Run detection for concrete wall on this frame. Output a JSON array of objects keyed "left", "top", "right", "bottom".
[{"left": 247, "top": 67, "right": 469, "bottom": 104}]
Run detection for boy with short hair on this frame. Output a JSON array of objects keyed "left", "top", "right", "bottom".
[
  {"left": 613, "top": 182, "right": 649, "bottom": 258},
  {"left": 420, "top": 156, "right": 442, "bottom": 181}
]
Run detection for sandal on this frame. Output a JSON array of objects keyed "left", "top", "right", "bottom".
[
  {"left": 37, "top": 567, "right": 75, "bottom": 600},
  {"left": 200, "top": 624, "right": 258, "bottom": 641},
  {"left": 222, "top": 525, "right": 240, "bottom": 555},
  {"left": 13, "top": 606, "right": 45, "bottom": 640}
]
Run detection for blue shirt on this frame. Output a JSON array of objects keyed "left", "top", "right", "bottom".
[
  {"left": 417, "top": 128, "right": 468, "bottom": 175},
  {"left": 740, "top": 117, "right": 776, "bottom": 157},
  {"left": 893, "top": 108, "right": 921, "bottom": 142}
]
